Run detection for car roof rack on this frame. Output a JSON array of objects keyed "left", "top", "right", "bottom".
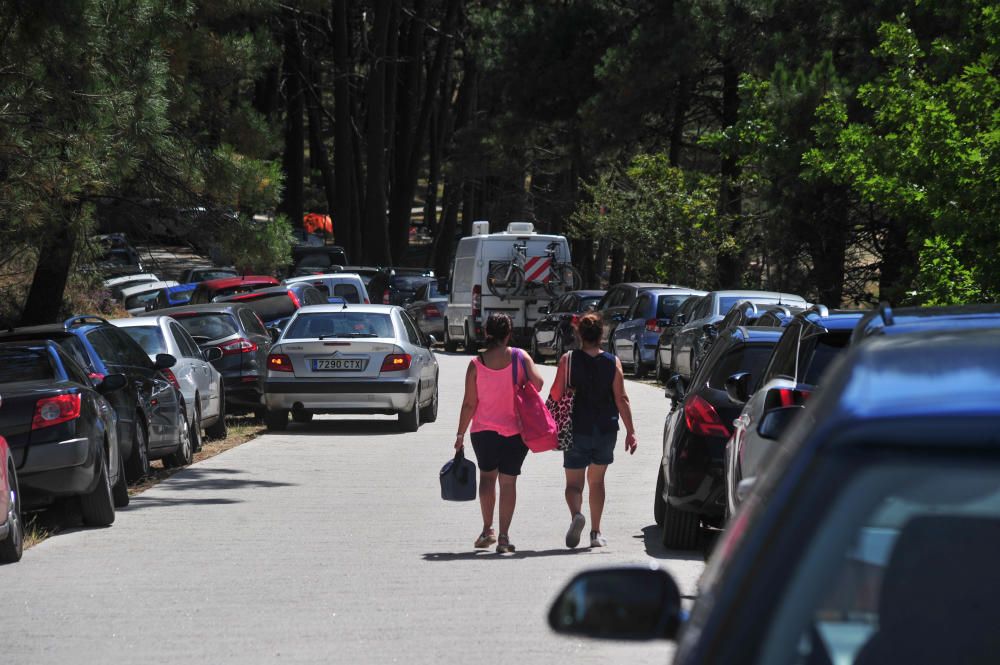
[
  {"left": 804, "top": 304, "right": 830, "bottom": 318},
  {"left": 64, "top": 315, "right": 109, "bottom": 329},
  {"left": 875, "top": 301, "right": 894, "bottom": 327}
]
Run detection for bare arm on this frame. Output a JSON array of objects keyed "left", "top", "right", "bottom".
[
  {"left": 521, "top": 350, "right": 545, "bottom": 391},
  {"left": 548, "top": 352, "right": 569, "bottom": 401},
  {"left": 455, "top": 361, "right": 478, "bottom": 450},
  {"left": 612, "top": 357, "right": 638, "bottom": 454}
]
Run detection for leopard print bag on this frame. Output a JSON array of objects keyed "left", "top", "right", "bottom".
[{"left": 545, "top": 351, "right": 574, "bottom": 452}]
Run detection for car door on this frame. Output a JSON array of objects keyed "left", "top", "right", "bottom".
[
  {"left": 673, "top": 295, "right": 712, "bottom": 379},
  {"left": 400, "top": 312, "right": 434, "bottom": 398},
  {"left": 599, "top": 287, "right": 626, "bottom": 345},
  {"left": 237, "top": 306, "right": 272, "bottom": 382},
  {"left": 107, "top": 327, "right": 180, "bottom": 452},
  {"left": 172, "top": 321, "right": 216, "bottom": 420},
  {"left": 616, "top": 294, "right": 649, "bottom": 361}
]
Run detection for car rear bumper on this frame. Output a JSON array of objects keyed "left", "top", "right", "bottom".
[
  {"left": 19, "top": 436, "right": 99, "bottom": 497},
  {"left": 667, "top": 432, "right": 727, "bottom": 517},
  {"left": 223, "top": 375, "right": 263, "bottom": 408},
  {"left": 264, "top": 379, "right": 417, "bottom": 413}
]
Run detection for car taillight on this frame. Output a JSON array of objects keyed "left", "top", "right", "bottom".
[
  {"left": 382, "top": 289, "right": 390, "bottom": 304},
  {"left": 472, "top": 284, "right": 481, "bottom": 321},
  {"left": 764, "top": 387, "right": 811, "bottom": 411},
  {"left": 32, "top": 394, "right": 82, "bottom": 430},
  {"left": 267, "top": 353, "right": 293, "bottom": 372},
  {"left": 425, "top": 304, "right": 441, "bottom": 318},
  {"left": 287, "top": 290, "right": 301, "bottom": 308},
  {"left": 219, "top": 338, "right": 258, "bottom": 356},
  {"left": 88, "top": 372, "right": 105, "bottom": 382},
  {"left": 161, "top": 368, "right": 181, "bottom": 391},
  {"left": 645, "top": 318, "right": 662, "bottom": 333},
  {"left": 684, "top": 394, "right": 731, "bottom": 438},
  {"left": 380, "top": 354, "right": 412, "bottom": 372}
]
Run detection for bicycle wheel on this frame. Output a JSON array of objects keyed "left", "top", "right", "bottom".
[
  {"left": 487, "top": 263, "right": 524, "bottom": 298},
  {"left": 545, "top": 263, "right": 583, "bottom": 297}
]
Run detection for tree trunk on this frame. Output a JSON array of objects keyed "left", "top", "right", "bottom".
[
  {"left": 363, "top": 0, "right": 393, "bottom": 265},
  {"left": 332, "top": 0, "right": 357, "bottom": 259},
  {"left": 609, "top": 245, "right": 625, "bottom": 286},
  {"left": 279, "top": 15, "right": 305, "bottom": 230},
  {"left": 432, "top": 177, "right": 460, "bottom": 279},
  {"left": 715, "top": 56, "right": 743, "bottom": 288},
  {"left": 21, "top": 212, "right": 78, "bottom": 326},
  {"left": 669, "top": 75, "right": 690, "bottom": 167}
]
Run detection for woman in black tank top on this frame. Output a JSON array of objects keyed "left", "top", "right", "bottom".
[{"left": 548, "top": 312, "right": 637, "bottom": 548}]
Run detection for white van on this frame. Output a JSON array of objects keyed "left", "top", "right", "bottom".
[{"left": 446, "top": 222, "right": 573, "bottom": 352}]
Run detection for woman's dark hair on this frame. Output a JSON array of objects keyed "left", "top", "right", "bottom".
[
  {"left": 577, "top": 311, "right": 602, "bottom": 345},
  {"left": 484, "top": 312, "right": 513, "bottom": 347}
]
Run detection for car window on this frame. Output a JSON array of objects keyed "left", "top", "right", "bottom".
[
  {"left": 756, "top": 461, "right": 1000, "bottom": 665},
  {"left": 400, "top": 313, "right": 421, "bottom": 345},
  {"left": 763, "top": 321, "right": 805, "bottom": 383},
  {"left": 108, "top": 328, "right": 153, "bottom": 367},
  {"left": 0, "top": 347, "right": 54, "bottom": 382},
  {"left": 302, "top": 286, "right": 326, "bottom": 306},
  {"left": 86, "top": 329, "right": 124, "bottom": 366},
  {"left": 57, "top": 336, "right": 96, "bottom": 373},
  {"left": 333, "top": 284, "right": 361, "bottom": 304},
  {"left": 239, "top": 309, "right": 267, "bottom": 336},
  {"left": 171, "top": 323, "right": 202, "bottom": 359},
  {"left": 708, "top": 342, "right": 777, "bottom": 390},
  {"left": 172, "top": 313, "right": 240, "bottom": 342},
  {"left": 799, "top": 330, "right": 851, "bottom": 385},
  {"left": 124, "top": 289, "right": 162, "bottom": 311},
  {"left": 286, "top": 312, "right": 394, "bottom": 339},
  {"left": 628, "top": 295, "right": 649, "bottom": 320},
  {"left": 119, "top": 325, "right": 167, "bottom": 356},
  {"left": 692, "top": 296, "right": 712, "bottom": 321},
  {"left": 414, "top": 284, "right": 427, "bottom": 301},
  {"left": 609, "top": 288, "right": 626, "bottom": 308},
  {"left": 657, "top": 295, "right": 690, "bottom": 320},
  {"left": 57, "top": 348, "right": 91, "bottom": 385}
]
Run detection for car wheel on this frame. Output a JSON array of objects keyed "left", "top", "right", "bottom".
[
  {"left": 464, "top": 323, "right": 477, "bottom": 355},
  {"left": 633, "top": 345, "right": 648, "bottom": 379},
  {"left": 443, "top": 321, "right": 459, "bottom": 353},
  {"left": 661, "top": 501, "right": 700, "bottom": 550},
  {"left": 530, "top": 335, "right": 543, "bottom": 363},
  {"left": 292, "top": 410, "right": 313, "bottom": 424},
  {"left": 399, "top": 391, "right": 421, "bottom": 432},
  {"left": 80, "top": 447, "right": 115, "bottom": 527},
  {"left": 252, "top": 408, "right": 266, "bottom": 423},
  {"left": 0, "top": 460, "right": 24, "bottom": 563},
  {"left": 124, "top": 416, "right": 150, "bottom": 483},
  {"left": 555, "top": 332, "right": 567, "bottom": 358},
  {"left": 654, "top": 467, "right": 666, "bottom": 526},
  {"left": 264, "top": 408, "right": 288, "bottom": 431},
  {"left": 190, "top": 404, "right": 203, "bottom": 453},
  {"left": 420, "top": 380, "right": 439, "bottom": 423},
  {"left": 205, "top": 389, "right": 227, "bottom": 440},
  {"left": 112, "top": 449, "right": 129, "bottom": 508},
  {"left": 165, "top": 410, "right": 194, "bottom": 468}
]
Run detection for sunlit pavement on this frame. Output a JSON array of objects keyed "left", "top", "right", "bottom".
[{"left": 0, "top": 351, "right": 703, "bottom": 664}]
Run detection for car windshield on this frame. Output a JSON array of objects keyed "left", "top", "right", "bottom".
[
  {"left": 124, "top": 289, "right": 161, "bottom": 310},
  {"left": 392, "top": 275, "right": 433, "bottom": 291},
  {"left": 286, "top": 312, "right": 394, "bottom": 339},
  {"left": 119, "top": 326, "right": 167, "bottom": 356},
  {"left": 171, "top": 313, "right": 240, "bottom": 342},
  {"left": 719, "top": 296, "right": 787, "bottom": 315},
  {"left": 193, "top": 270, "right": 238, "bottom": 282},
  {"left": 298, "top": 254, "right": 334, "bottom": 269},
  {"left": 0, "top": 348, "right": 54, "bottom": 382},
  {"left": 332, "top": 284, "right": 362, "bottom": 303},
  {"left": 755, "top": 460, "right": 1000, "bottom": 665},
  {"left": 579, "top": 296, "right": 601, "bottom": 312},
  {"left": 656, "top": 295, "right": 691, "bottom": 319},
  {"left": 708, "top": 343, "right": 776, "bottom": 389},
  {"left": 213, "top": 284, "right": 266, "bottom": 299}
]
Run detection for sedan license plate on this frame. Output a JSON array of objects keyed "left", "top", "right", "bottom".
[{"left": 312, "top": 358, "right": 365, "bottom": 371}]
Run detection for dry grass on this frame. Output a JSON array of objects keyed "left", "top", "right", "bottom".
[{"left": 23, "top": 414, "right": 265, "bottom": 549}]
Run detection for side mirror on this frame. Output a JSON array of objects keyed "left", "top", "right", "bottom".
[
  {"left": 664, "top": 374, "right": 686, "bottom": 401},
  {"left": 757, "top": 405, "right": 804, "bottom": 440},
  {"left": 202, "top": 347, "right": 223, "bottom": 363},
  {"left": 725, "top": 372, "right": 752, "bottom": 404},
  {"left": 97, "top": 373, "right": 128, "bottom": 393},
  {"left": 153, "top": 353, "right": 177, "bottom": 370},
  {"left": 548, "top": 566, "right": 682, "bottom": 641},
  {"left": 426, "top": 334, "right": 438, "bottom": 347},
  {"left": 269, "top": 327, "right": 281, "bottom": 343}
]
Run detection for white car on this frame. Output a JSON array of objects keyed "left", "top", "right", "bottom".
[
  {"left": 120, "top": 280, "right": 178, "bottom": 316},
  {"left": 111, "top": 316, "right": 227, "bottom": 445},
  {"left": 105, "top": 273, "right": 160, "bottom": 300},
  {"left": 283, "top": 273, "right": 370, "bottom": 305},
  {"left": 263, "top": 304, "right": 438, "bottom": 432}
]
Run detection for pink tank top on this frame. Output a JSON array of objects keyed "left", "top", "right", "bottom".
[{"left": 470, "top": 355, "right": 520, "bottom": 437}]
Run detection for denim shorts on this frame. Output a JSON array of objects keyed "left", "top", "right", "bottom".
[{"left": 563, "top": 425, "right": 617, "bottom": 469}]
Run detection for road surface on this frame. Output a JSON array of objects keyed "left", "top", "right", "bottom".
[{"left": 1, "top": 352, "right": 704, "bottom": 664}]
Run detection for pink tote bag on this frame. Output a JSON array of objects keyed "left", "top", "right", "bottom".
[{"left": 511, "top": 348, "right": 559, "bottom": 453}]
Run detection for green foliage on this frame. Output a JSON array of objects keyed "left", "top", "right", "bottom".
[
  {"left": 571, "top": 153, "right": 724, "bottom": 286},
  {"left": 218, "top": 214, "right": 294, "bottom": 275},
  {"left": 909, "top": 236, "right": 984, "bottom": 306}
]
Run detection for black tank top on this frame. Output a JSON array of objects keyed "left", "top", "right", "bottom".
[{"left": 568, "top": 350, "right": 619, "bottom": 434}]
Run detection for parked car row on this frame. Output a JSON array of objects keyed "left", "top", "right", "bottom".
[{"left": 551, "top": 302, "right": 1000, "bottom": 665}]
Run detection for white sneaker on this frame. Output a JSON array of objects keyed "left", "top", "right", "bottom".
[
  {"left": 566, "top": 513, "right": 586, "bottom": 548},
  {"left": 590, "top": 531, "right": 607, "bottom": 548}
]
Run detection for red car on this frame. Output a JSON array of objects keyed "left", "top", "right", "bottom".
[
  {"left": 188, "top": 276, "right": 279, "bottom": 305},
  {"left": 0, "top": 435, "right": 23, "bottom": 563}
]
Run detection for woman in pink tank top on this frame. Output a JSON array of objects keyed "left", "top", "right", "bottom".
[{"left": 454, "top": 313, "right": 543, "bottom": 553}]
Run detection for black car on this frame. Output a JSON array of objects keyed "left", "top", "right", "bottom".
[
  {"left": 529, "top": 290, "right": 605, "bottom": 361},
  {"left": 551, "top": 325, "right": 1000, "bottom": 665},
  {"left": 287, "top": 245, "right": 349, "bottom": 277},
  {"left": 654, "top": 294, "right": 702, "bottom": 383},
  {"left": 216, "top": 283, "right": 326, "bottom": 325},
  {"left": 0, "top": 341, "right": 128, "bottom": 522},
  {"left": 383, "top": 270, "right": 436, "bottom": 306},
  {"left": 0, "top": 317, "right": 185, "bottom": 483},
  {"left": 156, "top": 303, "right": 273, "bottom": 416},
  {"left": 657, "top": 325, "right": 784, "bottom": 548}
]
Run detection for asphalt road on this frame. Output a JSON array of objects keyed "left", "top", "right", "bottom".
[{"left": 0, "top": 351, "right": 704, "bottom": 664}]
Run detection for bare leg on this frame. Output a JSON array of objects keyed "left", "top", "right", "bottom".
[
  {"left": 479, "top": 469, "right": 498, "bottom": 532},
  {"left": 498, "top": 473, "right": 518, "bottom": 536},
  {"left": 565, "top": 468, "right": 585, "bottom": 516},
  {"left": 587, "top": 464, "right": 608, "bottom": 533}
]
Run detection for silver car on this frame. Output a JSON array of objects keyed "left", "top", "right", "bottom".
[
  {"left": 263, "top": 304, "right": 439, "bottom": 432},
  {"left": 111, "top": 316, "right": 227, "bottom": 447}
]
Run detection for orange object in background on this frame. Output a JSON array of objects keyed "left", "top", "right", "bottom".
[{"left": 303, "top": 213, "right": 333, "bottom": 236}]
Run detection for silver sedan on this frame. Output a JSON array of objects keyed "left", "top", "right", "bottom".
[{"left": 262, "top": 304, "right": 439, "bottom": 432}]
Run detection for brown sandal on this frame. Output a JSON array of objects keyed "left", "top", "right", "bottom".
[
  {"left": 474, "top": 529, "right": 496, "bottom": 549},
  {"left": 496, "top": 534, "right": 515, "bottom": 554}
]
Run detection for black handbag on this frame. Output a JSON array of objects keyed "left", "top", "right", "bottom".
[{"left": 440, "top": 448, "right": 477, "bottom": 501}]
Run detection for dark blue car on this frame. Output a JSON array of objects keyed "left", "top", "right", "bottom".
[{"left": 610, "top": 288, "right": 705, "bottom": 378}]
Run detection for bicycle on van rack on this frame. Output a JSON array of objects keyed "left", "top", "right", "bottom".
[{"left": 486, "top": 241, "right": 583, "bottom": 299}]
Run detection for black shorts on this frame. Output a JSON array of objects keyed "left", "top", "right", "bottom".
[{"left": 470, "top": 430, "right": 529, "bottom": 476}]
